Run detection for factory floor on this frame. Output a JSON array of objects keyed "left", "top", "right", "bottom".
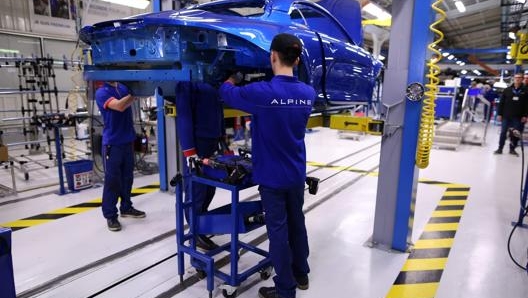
[{"left": 1, "top": 124, "right": 527, "bottom": 298}]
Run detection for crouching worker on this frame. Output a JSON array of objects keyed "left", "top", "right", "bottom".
[
  {"left": 220, "top": 33, "right": 315, "bottom": 298},
  {"left": 173, "top": 81, "right": 225, "bottom": 251},
  {"left": 95, "top": 81, "right": 146, "bottom": 232}
]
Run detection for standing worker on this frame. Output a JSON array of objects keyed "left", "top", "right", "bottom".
[
  {"left": 220, "top": 33, "right": 315, "bottom": 298},
  {"left": 493, "top": 73, "right": 528, "bottom": 156},
  {"left": 173, "top": 81, "right": 224, "bottom": 251},
  {"left": 95, "top": 82, "right": 146, "bottom": 232}
]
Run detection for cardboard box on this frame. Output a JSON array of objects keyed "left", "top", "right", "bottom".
[{"left": 0, "top": 145, "right": 8, "bottom": 162}]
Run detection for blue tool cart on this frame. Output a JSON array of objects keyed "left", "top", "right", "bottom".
[{"left": 175, "top": 172, "right": 272, "bottom": 298}]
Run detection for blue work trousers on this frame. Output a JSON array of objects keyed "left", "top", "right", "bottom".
[
  {"left": 102, "top": 143, "right": 134, "bottom": 219},
  {"left": 183, "top": 137, "right": 218, "bottom": 222},
  {"left": 259, "top": 185, "right": 310, "bottom": 298},
  {"left": 498, "top": 118, "right": 524, "bottom": 150}
]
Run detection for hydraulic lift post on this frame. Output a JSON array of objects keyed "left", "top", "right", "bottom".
[{"left": 370, "top": 0, "right": 432, "bottom": 252}]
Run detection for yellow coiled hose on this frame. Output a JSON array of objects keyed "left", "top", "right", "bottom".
[{"left": 415, "top": 0, "right": 446, "bottom": 169}]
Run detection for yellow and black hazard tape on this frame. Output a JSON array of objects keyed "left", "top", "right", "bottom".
[
  {"left": 1, "top": 183, "right": 160, "bottom": 232},
  {"left": 386, "top": 181, "right": 470, "bottom": 298}
]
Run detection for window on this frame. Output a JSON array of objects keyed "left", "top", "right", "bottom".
[{"left": 289, "top": 4, "right": 351, "bottom": 43}]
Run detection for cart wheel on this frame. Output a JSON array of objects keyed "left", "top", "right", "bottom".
[
  {"left": 196, "top": 269, "right": 207, "bottom": 280},
  {"left": 222, "top": 289, "right": 237, "bottom": 298},
  {"left": 24, "top": 173, "right": 29, "bottom": 180}
]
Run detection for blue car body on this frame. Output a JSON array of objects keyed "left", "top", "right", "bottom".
[{"left": 80, "top": 0, "right": 382, "bottom": 107}]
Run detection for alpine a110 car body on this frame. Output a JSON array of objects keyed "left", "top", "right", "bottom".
[{"left": 80, "top": 0, "right": 383, "bottom": 107}]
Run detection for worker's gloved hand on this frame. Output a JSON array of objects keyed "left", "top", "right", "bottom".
[
  {"left": 117, "top": 83, "right": 131, "bottom": 97},
  {"left": 186, "top": 154, "right": 198, "bottom": 168},
  {"left": 229, "top": 71, "right": 243, "bottom": 85},
  {"left": 245, "top": 119, "right": 251, "bottom": 131}
]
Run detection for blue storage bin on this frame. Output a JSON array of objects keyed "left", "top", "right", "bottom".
[{"left": 63, "top": 160, "right": 93, "bottom": 191}]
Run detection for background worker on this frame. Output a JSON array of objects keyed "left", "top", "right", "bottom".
[
  {"left": 494, "top": 73, "right": 528, "bottom": 156},
  {"left": 220, "top": 33, "right": 315, "bottom": 298},
  {"left": 173, "top": 81, "right": 224, "bottom": 251},
  {"left": 95, "top": 82, "right": 146, "bottom": 232}
]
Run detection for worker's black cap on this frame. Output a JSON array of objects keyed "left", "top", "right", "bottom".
[{"left": 270, "top": 33, "right": 302, "bottom": 58}]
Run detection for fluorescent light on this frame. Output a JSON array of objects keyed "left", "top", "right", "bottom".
[
  {"left": 507, "top": 54, "right": 512, "bottom": 59},
  {"left": 442, "top": 52, "right": 450, "bottom": 57},
  {"left": 509, "top": 32, "right": 516, "bottom": 39},
  {"left": 460, "top": 62, "right": 465, "bottom": 66},
  {"left": 505, "top": 70, "right": 510, "bottom": 74},
  {"left": 447, "top": 54, "right": 454, "bottom": 60},
  {"left": 101, "top": 0, "right": 150, "bottom": 9},
  {"left": 473, "top": 69, "right": 481, "bottom": 76},
  {"left": 454, "top": 1, "right": 466, "bottom": 13},
  {"left": 363, "top": 3, "right": 391, "bottom": 20},
  {"left": 494, "top": 80, "right": 508, "bottom": 88},
  {"left": 461, "top": 70, "right": 468, "bottom": 75},
  {"left": 516, "top": 0, "right": 526, "bottom": 3}
]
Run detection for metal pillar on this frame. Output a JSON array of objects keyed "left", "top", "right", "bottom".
[
  {"left": 155, "top": 88, "right": 168, "bottom": 191},
  {"left": 371, "top": 0, "right": 431, "bottom": 252}
]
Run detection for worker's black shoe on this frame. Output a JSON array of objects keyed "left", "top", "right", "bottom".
[
  {"left": 258, "top": 287, "right": 285, "bottom": 298},
  {"left": 510, "top": 148, "right": 519, "bottom": 157},
  {"left": 195, "top": 235, "right": 219, "bottom": 251},
  {"left": 295, "top": 275, "right": 309, "bottom": 290},
  {"left": 121, "top": 207, "right": 146, "bottom": 218},
  {"left": 107, "top": 218, "right": 121, "bottom": 232},
  {"left": 493, "top": 149, "right": 503, "bottom": 155}
]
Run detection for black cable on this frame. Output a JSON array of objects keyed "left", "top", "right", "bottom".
[
  {"left": 507, "top": 208, "right": 528, "bottom": 271},
  {"left": 507, "top": 131, "right": 528, "bottom": 271}
]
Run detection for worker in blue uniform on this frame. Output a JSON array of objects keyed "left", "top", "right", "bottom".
[
  {"left": 220, "top": 33, "right": 316, "bottom": 298},
  {"left": 95, "top": 82, "right": 146, "bottom": 232},
  {"left": 172, "top": 81, "right": 224, "bottom": 250}
]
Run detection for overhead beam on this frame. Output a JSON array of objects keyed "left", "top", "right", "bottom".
[
  {"left": 444, "top": 0, "right": 500, "bottom": 19},
  {"left": 438, "top": 63, "right": 515, "bottom": 71},
  {"left": 442, "top": 48, "right": 509, "bottom": 54}
]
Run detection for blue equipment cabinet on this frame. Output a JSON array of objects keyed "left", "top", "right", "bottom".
[
  {"left": 0, "top": 227, "right": 16, "bottom": 298},
  {"left": 175, "top": 174, "right": 272, "bottom": 298},
  {"left": 435, "top": 86, "right": 457, "bottom": 119}
]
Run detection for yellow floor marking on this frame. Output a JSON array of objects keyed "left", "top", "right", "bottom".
[
  {"left": 401, "top": 258, "right": 448, "bottom": 271},
  {"left": 2, "top": 219, "right": 54, "bottom": 227},
  {"left": 386, "top": 282, "right": 439, "bottom": 298},
  {"left": 131, "top": 188, "right": 158, "bottom": 194},
  {"left": 424, "top": 223, "right": 459, "bottom": 232},
  {"left": 443, "top": 191, "right": 470, "bottom": 196},
  {"left": 431, "top": 210, "right": 463, "bottom": 217},
  {"left": 88, "top": 198, "right": 102, "bottom": 203},
  {"left": 437, "top": 200, "right": 466, "bottom": 206},
  {"left": 47, "top": 207, "right": 97, "bottom": 214},
  {"left": 413, "top": 238, "right": 454, "bottom": 249}
]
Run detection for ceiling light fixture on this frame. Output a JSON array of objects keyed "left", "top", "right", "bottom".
[
  {"left": 447, "top": 54, "right": 455, "bottom": 60},
  {"left": 101, "top": 0, "right": 150, "bottom": 9},
  {"left": 516, "top": 0, "right": 526, "bottom": 4},
  {"left": 454, "top": 1, "right": 466, "bottom": 13},
  {"left": 509, "top": 32, "right": 517, "bottom": 39},
  {"left": 362, "top": 3, "right": 391, "bottom": 20}
]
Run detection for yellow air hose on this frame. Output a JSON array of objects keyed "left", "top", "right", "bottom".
[{"left": 415, "top": 0, "right": 446, "bottom": 169}]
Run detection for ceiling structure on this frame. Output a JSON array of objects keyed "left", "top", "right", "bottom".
[{"left": 364, "top": 0, "right": 527, "bottom": 76}]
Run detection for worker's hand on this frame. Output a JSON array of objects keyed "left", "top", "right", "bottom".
[
  {"left": 228, "top": 71, "right": 243, "bottom": 85},
  {"left": 117, "top": 83, "right": 131, "bottom": 97},
  {"left": 245, "top": 119, "right": 251, "bottom": 131}
]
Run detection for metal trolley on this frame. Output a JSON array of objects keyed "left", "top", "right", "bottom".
[{"left": 175, "top": 172, "right": 272, "bottom": 298}]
